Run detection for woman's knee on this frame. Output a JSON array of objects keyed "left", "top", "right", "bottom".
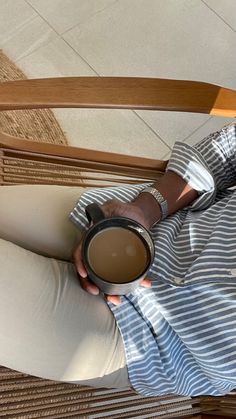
[
  {"left": 0, "top": 238, "right": 128, "bottom": 386},
  {"left": 0, "top": 185, "right": 87, "bottom": 260}
]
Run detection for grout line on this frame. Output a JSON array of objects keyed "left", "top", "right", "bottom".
[
  {"left": 182, "top": 116, "right": 213, "bottom": 143},
  {"left": 132, "top": 110, "right": 171, "bottom": 151},
  {"left": 24, "top": 0, "right": 99, "bottom": 75},
  {"left": 14, "top": 15, "right": 59, "bottom": 63},
  {"left": 1, "top": 12, "right": 37, "bottom": 47},
  {"left": 62, "top": 0, "right": 119, "bottom": 36},
  {"left": 62, "top": 38, "right": 100, "bottom": 75},
  {"left": 201, "top": 0, "right": 236, "bottom": 33},
  {"left": 25, "top": 0, "right": 61, "bottom": 35}
]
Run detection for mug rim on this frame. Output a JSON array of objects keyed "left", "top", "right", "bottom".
[{"left": 82, "top": 217, "right": 154, "bottom": 286}]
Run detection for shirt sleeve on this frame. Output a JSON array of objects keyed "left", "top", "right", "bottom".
[{"left": 167, "top": 122, "right": 236, "bottom": 211}]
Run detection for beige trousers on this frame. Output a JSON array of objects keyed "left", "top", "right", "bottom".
[{"left": 0, "top": 185, "right": 129, "bottom": 389}]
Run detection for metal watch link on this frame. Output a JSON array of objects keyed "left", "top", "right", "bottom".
[{"left": 141, "top": 186, "right": 168, "bottom": 221}]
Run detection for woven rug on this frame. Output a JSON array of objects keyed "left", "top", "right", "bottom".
[
  {"left": 0, "top": 50, "right": 67, "bottom": 145},
  {"left": 0, "top": 51, "right": 202, "bottom": 418}
]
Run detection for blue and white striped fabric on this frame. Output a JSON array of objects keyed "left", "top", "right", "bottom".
[{"left": 70, "top": 122, "right": 236, "bottom": 397}]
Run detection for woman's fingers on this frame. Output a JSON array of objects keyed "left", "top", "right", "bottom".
[
  {"left": 141, "top": 277, "right": 152, "bottom": 288},
  {"left": 78, "top": 277, "right": 151, "bottom": 303},
  {"left": 106, "top": 295, "right": 121, "bottom": 305},
  {"left": 106, "top": 278, "right": 152, "bottom": 306},
  {"left": 73, "top": 241, "right": 87, "bottom": 278},
  {"left": 73, "top": 243, "right": 99, "bottom": 295},
  {"left": 79, "top": 275, "right": 100, "bottom": 296}
]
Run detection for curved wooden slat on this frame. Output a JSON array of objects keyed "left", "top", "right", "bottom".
[
  {"left": 0, "top": 131, "right": 168, "bottom": 174},
  {"left": 0, "top": 77, "right": 235, "bottom": 117}
]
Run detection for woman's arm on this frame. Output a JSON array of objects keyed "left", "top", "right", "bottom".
[
  {"left": 135, "top": 122, "right": 236, "bottom": 228},
  {"left": 133, "top": 170, "right": 198, "bottom": 229}
]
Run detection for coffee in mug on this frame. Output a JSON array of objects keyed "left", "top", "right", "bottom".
[{"left": 87, "top": 226, "right": 148, "bottom": 283}]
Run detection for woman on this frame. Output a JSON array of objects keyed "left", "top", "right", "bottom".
[{"left": 0, "top": 122, "right": 236, "bottom": 396}]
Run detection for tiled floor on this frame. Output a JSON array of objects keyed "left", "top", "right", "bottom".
[{"left": 0, "top": 0, "right": 235, "bottom": 159}]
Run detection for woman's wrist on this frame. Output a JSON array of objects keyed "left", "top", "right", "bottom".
[
  {"left": 132, "top": 192, "right": 162, "bottom": 229},
  {"left": 133, "top": 170, "right": 198, "bottom": 229}
]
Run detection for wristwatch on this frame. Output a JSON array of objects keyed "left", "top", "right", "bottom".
[{"left": 141, "top": 186, "right": 168, "bottom": 221}]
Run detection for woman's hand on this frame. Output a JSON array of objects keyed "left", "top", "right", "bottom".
[
  {"left": 101, "top": 198, "right": 154, "bottom": 229},
  {"left": 72, "top": 198, "right": 152, "bottom": 305}
]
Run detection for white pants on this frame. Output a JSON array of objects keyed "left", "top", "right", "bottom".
[{"left": 0, "top": 185, "right": 129, "bottom": 389}]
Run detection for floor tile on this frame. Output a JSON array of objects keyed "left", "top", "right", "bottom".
[
  {"left": 64, "top": 0, "right": 236, "bottom": 89},
  {"left": 63, "top": 0, "right": 236, "bottom": 152},
  {"left": 184, "top": 116, "right": 234, "bottom": 146},
  {"left": 27, "top": 0, "right": 117, "bottom": 34},
  {"left": 202, "top": 0, "right": 236, "bottom": 31},
  {"left": 135, "top": 111, "right": 211, "bottom": 148},
  {"left": 1, "top": 15, "right": 57, "bottom": 61},
  {"left": 53, "top": 108, "right": 170, "bottom": 159},
  {"left": 0, "top": 0, "right": 36, "bottom": 43},
  {"left": 17, "top": 36, "right": 96, "bottom": 77}
]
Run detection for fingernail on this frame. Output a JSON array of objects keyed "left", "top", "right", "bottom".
[{"left": 88, "top": 285, "right": 99, "bottom": 295}]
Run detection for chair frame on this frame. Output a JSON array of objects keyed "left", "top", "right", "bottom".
[
  {"left": 0, "top": 77, "right": 235, "bottom": 187},
  {"left": 0, "top": 76, "right": 236, "bottom": 418}
]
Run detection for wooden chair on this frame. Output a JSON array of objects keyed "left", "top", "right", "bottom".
[{"left": 0, "top": 77, "right": 236, "bottom": 418}]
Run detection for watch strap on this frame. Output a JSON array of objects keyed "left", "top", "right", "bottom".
[{"left": 141, "top": 186, "right": 168, "bottom": 221}]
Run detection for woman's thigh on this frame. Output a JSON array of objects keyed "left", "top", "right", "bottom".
[
  {"left": 0, "top": 237, "right": 129, "bottom": 388},
  {"left": 0, "top": 185, "right": 88, "bottom": 260}
]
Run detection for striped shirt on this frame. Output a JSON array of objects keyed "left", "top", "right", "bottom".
[{"left": 70, "top": 122, "right": 236, "bottom": 397}]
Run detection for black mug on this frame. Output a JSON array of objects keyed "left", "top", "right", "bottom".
[{"left": 82, "top": 203, "right": 155, "bottom": 295}]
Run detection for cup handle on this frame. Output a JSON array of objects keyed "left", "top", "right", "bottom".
[{"left": 85, "top": 203, "right": 105, "bottom": 224}]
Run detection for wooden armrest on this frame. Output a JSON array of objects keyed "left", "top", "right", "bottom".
[
  {"left": 0, "top": 77, "right": 235, "bottom": 117},
  {"left": 0, "top": 130, "right": 167, "bottom": 173}
]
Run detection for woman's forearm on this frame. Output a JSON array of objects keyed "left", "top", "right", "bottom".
[{"left": 133, "top": 170, "right": 198, "bottom": 229}]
